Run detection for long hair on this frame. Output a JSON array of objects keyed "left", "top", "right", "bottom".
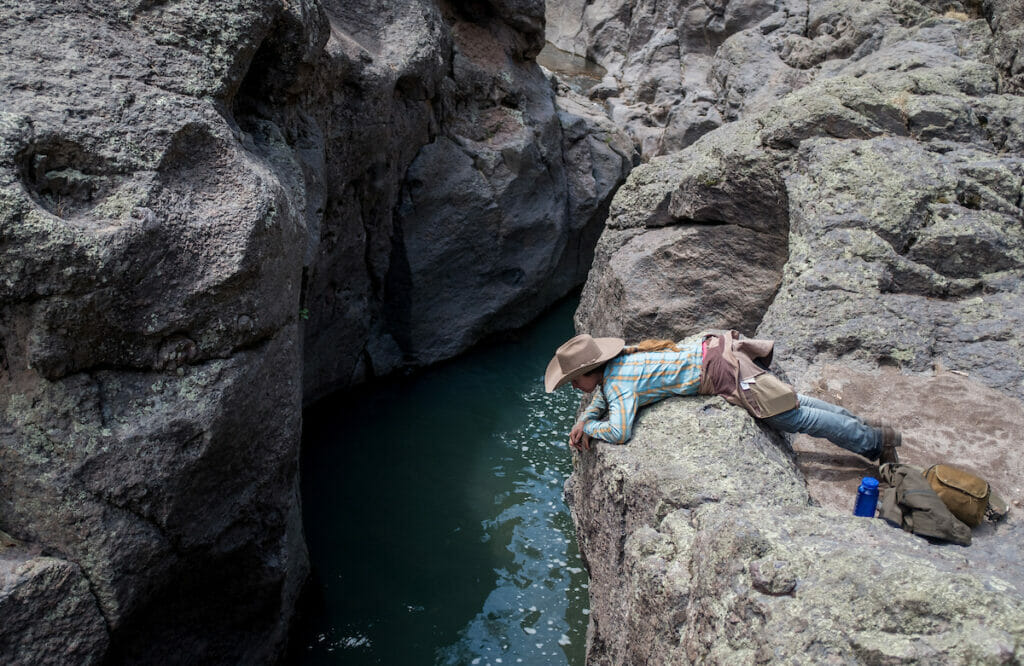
[
  {"left": 580, "top": 339, "right": 681, "bottom": 381},
  {"left": 625, "top": 339, "right": 681, "bottom": 353},
  {"left": 578, "top": 339, "right": 680, "bottom": 395}
]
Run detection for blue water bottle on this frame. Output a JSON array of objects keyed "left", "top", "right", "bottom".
[{"left": 853, "top": 477, "right": 880, "bottom": 517}]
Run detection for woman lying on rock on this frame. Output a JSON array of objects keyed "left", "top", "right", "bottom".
[{"left": 545, "top": 332, "right": 901, "bottom": 464}]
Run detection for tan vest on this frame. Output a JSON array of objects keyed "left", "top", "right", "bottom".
[{"left": 698, "top": 330, "right": 798, "bottom": 418}]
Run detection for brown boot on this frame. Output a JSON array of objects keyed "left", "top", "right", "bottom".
[
  {"left": 876, "top": 425, "right": 902, "bottom": 464},
  {"left": 879, "top": 444, "right": 900, "bottom": 464}
]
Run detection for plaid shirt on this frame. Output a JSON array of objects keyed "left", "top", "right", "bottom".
[{"left": 580, "top": 342, "right": 703, "bottom": 444}]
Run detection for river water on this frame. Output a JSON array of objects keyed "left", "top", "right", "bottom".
[
  {"left": 536, "top": 42, "right": 606, "bottom": 94},
  {"left": 293, "top": 298, "right": 588, "bottom": 665}
]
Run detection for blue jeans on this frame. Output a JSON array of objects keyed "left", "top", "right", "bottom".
[{"left": 763, "top": 394, "right": 881, "bottom": 459}]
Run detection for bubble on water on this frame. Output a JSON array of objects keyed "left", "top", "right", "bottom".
[
  {"left": 523, "top": 627, "right": 537, "bottom": 635},
  {"left": 340, "top": 634, "right": 372, "bottom": 649},
  {"left": 558, "top": 634, "right": 571, "bottom": 646}
]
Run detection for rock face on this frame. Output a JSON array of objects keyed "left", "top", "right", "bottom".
[
  {"left": 0, "top": 0, "right": 630, "bottom": 662},
  {"left": 0, "top": 542, "right": 109, "bottom": 665},
  {"left": 301, "top": 0, "right": 634, "bottom": 397},
  {"left": 567, "top": 397, "right": 1024, "bottom": 664},
  {"left": 566, "top": 0, "right": 1024, "bottom": 663},
  {"left": 545, "top": 0, "right": 813, "bottom": 158},
  {"left": 0, "top": 1, "right": 311, "bottom": 661},
  {"left": 575, "top": 1, "right": 1024, "bottom": 401}
]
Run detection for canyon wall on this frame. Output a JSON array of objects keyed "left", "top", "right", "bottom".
[
  {"left": 4, "top": 0, "right": 1022, "bottom": 661},
  {"left": 0, "top": 0, "right": 630, "bottom": 661},
  {"left": 565, "top": 0, "right": 1024, "bottom": 663},
  {"left": 300, "top": 0, "right": 634, "bottom": 400}
]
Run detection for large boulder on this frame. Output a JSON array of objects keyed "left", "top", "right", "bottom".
[
  {"left": 570, "top": 1, "right": 1024, "bottom": 663},
  {"left": 0, "top": 1, "right": 312, "bottom": 661},
  {"left": 568, "top": 397, "right": 1024, "bottom": 665},
  {"left": 576, "top": 120, "right": 790, "bottom": 340}
]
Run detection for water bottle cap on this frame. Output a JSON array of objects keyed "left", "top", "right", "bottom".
[{"left": 861, "top": 477, "right": 879, "bottom": 489}]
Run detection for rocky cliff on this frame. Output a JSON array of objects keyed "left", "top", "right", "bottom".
[
  {"left": 299, "top": 0, "right": 634, "bottom": 399},
  {"left": 4, "top": 0, "right": 1023, "bottom": 661},
  {"left": 0, "top": 0, "right": 631, "bottom": 662},
  {"left": 565, "top": 0, "right": 1024, "bottom": 663}
]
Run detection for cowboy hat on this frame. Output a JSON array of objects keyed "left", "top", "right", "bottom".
[{"left": 545, "top": 334, "right": 624, "bottom": 393}]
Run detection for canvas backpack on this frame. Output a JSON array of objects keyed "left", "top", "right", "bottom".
[
  {"left": 878, "top": 463, "right": 973, "bottom": 546},
  {"left": 924, "top": 464, "right": 1008, "bottom": 528}
]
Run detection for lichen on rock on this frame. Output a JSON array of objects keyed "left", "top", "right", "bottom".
[{"left": 565, "top": 0, "right": 1024, "bottom": 663}]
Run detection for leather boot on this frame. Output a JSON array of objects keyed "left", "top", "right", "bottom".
[{"left": 876, "top": 425, "right": 902, "bottom": 464}]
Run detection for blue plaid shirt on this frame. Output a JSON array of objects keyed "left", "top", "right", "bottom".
[{"left": 580, "top": 342, "right": 703, "bottom": 444}]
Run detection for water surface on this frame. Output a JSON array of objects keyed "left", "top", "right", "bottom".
[
  {"left": 295, "top": 298, "right": 588, "bottom": 664},
  {"left": 537, "top": 42, "right": 606, "bottom": 94}
]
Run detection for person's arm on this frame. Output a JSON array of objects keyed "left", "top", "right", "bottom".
[
  {"left": 581, "top": 384, "right": 637, "bottom": 444},
  {"left": 570, "top": 389, "right": 605, "bottom": 451}
]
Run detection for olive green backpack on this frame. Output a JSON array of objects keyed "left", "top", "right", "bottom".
[{"left": 878, "top": 463, "right": 973, "bottom": 546}]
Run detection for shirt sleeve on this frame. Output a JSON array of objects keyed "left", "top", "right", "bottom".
[{"left": 582, "top": 383, "right": 637, "bottom": 444}]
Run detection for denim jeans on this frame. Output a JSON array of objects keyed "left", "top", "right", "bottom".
[{"left": 763, "top": 394, "right": 881, "bottom": 459}]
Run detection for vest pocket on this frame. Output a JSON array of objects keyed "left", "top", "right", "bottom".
[{"left": 745, "top": 372, "right": 798, "bottom": 417}]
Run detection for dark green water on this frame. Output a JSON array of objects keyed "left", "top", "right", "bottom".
[{"left": 293, "top": 298, "right": 588, "bottom": 665}]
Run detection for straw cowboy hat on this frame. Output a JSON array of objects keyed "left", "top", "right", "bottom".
[{"left": 545, "top": 334, "right": 624, "bottom": 393}]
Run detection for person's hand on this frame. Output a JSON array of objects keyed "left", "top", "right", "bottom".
[{"left": 569, "top": 421, "right": 591, "bottom": 452}]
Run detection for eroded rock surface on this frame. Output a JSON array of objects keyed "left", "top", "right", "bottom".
[
  {"left": 569, "top": 397, "right": 1024, "bottom": 665},
  {"left": 302, "top": 0, "right": 634, "bottom": 396},
  {"left": 792, "top": 365, "right": 1024, "bottom": 521},
  {"left": 546, "top": 0, "right": 1024, "bottom": 160},
  {"left": 0, "top": 0, "right": 630, "bottom": 662},
  {"left": 567, "top": 0, "right": 1024, "bottom": 663},
  {"left": 0, "top": 543, "right": 109, "bottom": 665}
]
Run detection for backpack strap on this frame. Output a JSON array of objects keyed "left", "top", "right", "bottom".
[{"left": 987, "top": 489, "right": 1009, "bottom": 521}]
